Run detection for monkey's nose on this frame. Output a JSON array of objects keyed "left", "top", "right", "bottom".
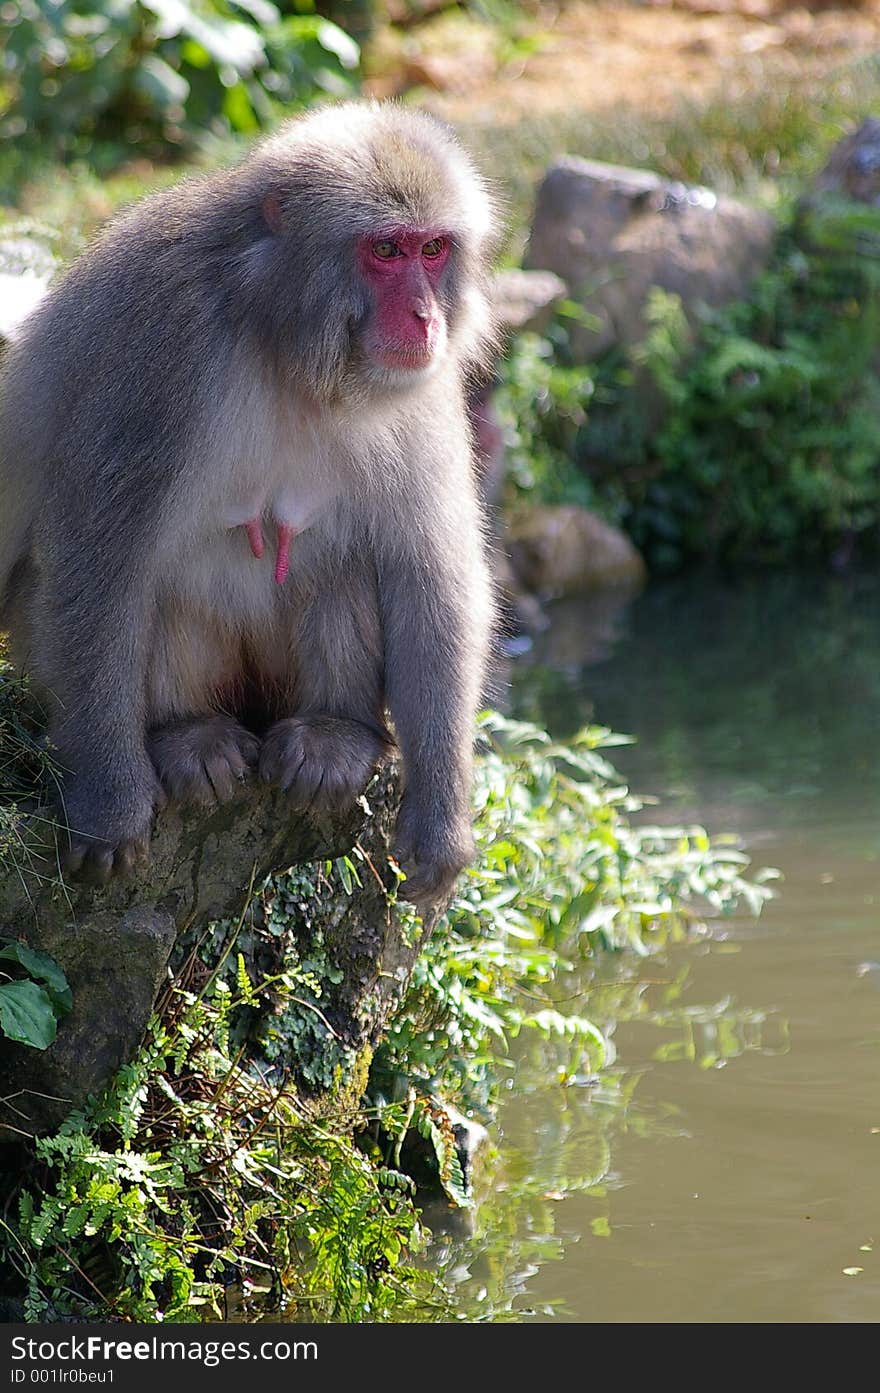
[{"left": 412, "top": 300, "right": 432, "bottom": 322}]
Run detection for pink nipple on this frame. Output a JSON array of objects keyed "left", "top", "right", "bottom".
[
  {"left": 275, "top": 523, "right": 294, "bottom": 585},
  {"left": 244, "top": 518, "right": 264, "bottom": 559}
]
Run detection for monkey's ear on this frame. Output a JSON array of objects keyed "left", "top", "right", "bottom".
[{"left": 262, "top": 193, "right": 284, "bottom": 234}]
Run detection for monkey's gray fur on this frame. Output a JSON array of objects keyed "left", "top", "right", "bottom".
[{"left": 0, "top": 102, "right": 498, "bottom": 903}]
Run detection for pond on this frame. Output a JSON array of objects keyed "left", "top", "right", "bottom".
[{"left": 434, "top": 569, "right": 880, "bottom": 1322}]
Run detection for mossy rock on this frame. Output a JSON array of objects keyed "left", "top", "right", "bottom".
[{"left": 0, "top": 765, "right": 440, "bottom": 1137}]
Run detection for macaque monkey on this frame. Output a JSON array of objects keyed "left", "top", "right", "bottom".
[{"left": 0, "top": 103, "right": 497, "bottom": 905}]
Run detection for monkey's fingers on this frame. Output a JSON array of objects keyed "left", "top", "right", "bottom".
[
  {"left": 149, "top": 717, "right": 260, "bottom": 808},
  {"left": 61, "top": 834, "right": 149, "bottom": 884},
  {"left": 261, "top": 716, "right": 388, "bottom": 814},
  {"left": 393, "top": 815, "right": 476, "bottom": 909},
  {"left": 114, "top": 838, "right": 150, "bottom": 879},
  {"left": 202, "top": 745, "right": 256, "bottom": 803},
  {"left": 60, "top": 837, "right": 89, "bottom": 879}
]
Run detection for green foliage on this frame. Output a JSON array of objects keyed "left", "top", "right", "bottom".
[
  {"left": 495, "top": 325, "right": 605, "bottom": 512},
  {"left": 371, "top": 712, "right": 774, "bottom": 1110},
  {"left": 0, "top": 0, "right": 360, "bottom": 158},
  {"left": 629, "top": 204, "right": 880, "bottom": 569},
  {"left": 371, "top": 1090, "right": 471, "bottom": 1208},
  {"left": 205, "top": 860, "right": 355, "bottom": 1092},
  {"left": 0, "top": 941, "right": 72, "bottom": 1050},
  {"left": 502, "top": 199, "right": 880, "bottom": 572},
  {"left": 6, "top": 978, "right": 433, "bottom": 1322},
  {"left": 0, "top": 712, "right": 771, "bottom": 1321}
]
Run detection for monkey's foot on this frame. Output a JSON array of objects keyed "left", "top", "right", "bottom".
[
  {"left": 260, "top": 716, "right": 390, "bottom": 813},
  {"left": 149, "top": 716, "right": 260, "bottom": 807}
]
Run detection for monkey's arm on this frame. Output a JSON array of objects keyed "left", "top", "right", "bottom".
[
  {"left": 5, "top": 252, "right": 206, "bottom": 880},
  {"left": 377, "top": 492, "right": 492, "bottom": 906},
  {"left": 35, "top": 500, "right": 165, "bottom": 881}
]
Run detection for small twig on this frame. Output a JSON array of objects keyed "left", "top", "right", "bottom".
[
  {"left": 1, "top": 1087, "right": 70, "bottom": 1105},
  {"left": 198, "top": 863, "right": 260, "bottom": 1002},
  {"left": 354, "top": 840, "right": 389, "bottom": 893},
  {"left": 190, "top": 1074, "right": 293, "bottom": 1178},
  {"left": 53, "top": 1241, "right": 117, "bottom": 1313}
]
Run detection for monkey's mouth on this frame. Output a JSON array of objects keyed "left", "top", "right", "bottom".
[{"left": 374, "top": 347, "right": 435, "bottom": 370}]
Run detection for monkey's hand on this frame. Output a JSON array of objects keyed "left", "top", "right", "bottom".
[
  {"left": 59, "top": 765, "right": 162, "bottom": 884},
  {"left": 393, "top": 798, "right": 475, "bottom": 909}
]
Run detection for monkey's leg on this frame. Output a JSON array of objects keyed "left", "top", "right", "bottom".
[
  {"left": 259, "top": 564, "right": 392, "bottom": 814},
  {"left": 145, "top": 610, "right": 260, "bottom": 806}
]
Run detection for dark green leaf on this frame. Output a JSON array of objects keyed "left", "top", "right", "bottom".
[
  {"left": 0, "top": 941, "right": 72, "bottom": 1015},
  {"left": 0, "top": 980, "right": 59, "bottom": 1049}
]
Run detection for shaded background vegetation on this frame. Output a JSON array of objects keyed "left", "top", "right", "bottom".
[
  {"left": 499, "top": 203, "right": 880, "bottom": 572},
  {"left": 5, "top": 1, "right": 880, "bottom": 573}
]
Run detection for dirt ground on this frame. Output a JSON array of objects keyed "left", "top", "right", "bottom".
[{"left": 365, "top": 0, "right": 880, "bottom": 123}]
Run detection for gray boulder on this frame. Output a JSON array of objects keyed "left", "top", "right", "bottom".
[
  {"left": 525, "top": 157, "right": 776, "bottom": 360},
  {"left": 492, "top": 267, "right": 567, "bottom": 335},
  {"left": 507, "top": 503, "right": 646, "bottom": 598},
  {"left": 805, "top": 118, "right": 880, "bottom": 206}
]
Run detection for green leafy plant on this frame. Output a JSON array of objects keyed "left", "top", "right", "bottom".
[
  {"left": 628, "top": 207, "right": 880, "bottom": 569},
  {"left": 495, "top": 322, "right": 613, "bottom": 515},
  {"left": 370, "top": 711, "right": 775, "bottom": 1132},
  {"left": 0, "top": 0, "right": 360, "bottom": 157},
  {"left": 6, "top": 974, "right": 435, "bottom": 1322},
  {"left": 501, "top": 199, "right": 880, "bottom": 573},
  {"left": 0, "top": 941, "right": 72, "bottom": 1049}
]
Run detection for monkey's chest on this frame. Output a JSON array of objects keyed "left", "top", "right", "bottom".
[
  {"left": 165, "top": 474, "right": 339, "bottom": 623},
  {"left": 224, "top": 477, "right": 340, "bottom": 580}
]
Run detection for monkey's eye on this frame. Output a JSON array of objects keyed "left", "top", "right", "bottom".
[
  {"left": 372, "top": 240, "right": 401, "bottom": 259},
  {"left": 422, "top": 237, "right": 447, "bottom": 259}
]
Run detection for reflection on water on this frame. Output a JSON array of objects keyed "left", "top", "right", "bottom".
[{"left": 436, "top": 570, "right": 880, "bottom": 1322}]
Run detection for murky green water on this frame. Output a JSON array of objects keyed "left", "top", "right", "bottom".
[{"left": 438, "top": 570, "right": 880, "bottom": 1322}]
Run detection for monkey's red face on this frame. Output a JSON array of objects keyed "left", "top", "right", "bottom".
[{"left": 357, "top": 228, "right": 451, "bottom": 374}]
